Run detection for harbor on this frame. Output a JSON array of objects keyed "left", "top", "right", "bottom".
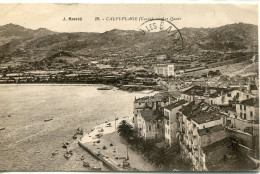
[
  {"left": 78, "top": 117, "right": 155, "bottom": 171},
  {"left": 0, "top": 84, "right": 155, "bottom": 171}
]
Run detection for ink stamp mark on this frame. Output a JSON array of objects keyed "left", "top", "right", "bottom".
[{"left": 138, "top": 18, "right": 184, "bottom": 52}]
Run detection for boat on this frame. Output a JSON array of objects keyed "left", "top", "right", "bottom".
[
  {"left": 64, "top": 150, "right": 73, "bottom": 159},
  {"left": 76, "top": 127, "right": 84, "bottom": 135},
  {"left": 52, "top": 150, "right": 58, "bottom": 156},
  {"left": 0, "top": 127, "right": 5, "bottom": 131},
  {"left": 83, "top": 161, "right": 89, "bottom": 167},
  {"left": 44, "top": 118, "right": 53, "bottom": 122},
  {"left": 62, "top": 143, "right": 67, "bottom": 148},
  {"left": 65, "top": 140, "right": 71, "bottom": 145},
  {"left": 64, "top": 153, "right": 71, "bottom": 159},
  {"left": 68, "top": 150, "right": 73, "bottom": 155},
  {"left": 73, "top": 134, "right": 77, "bottom": 139},
  {"left": 95, "top": 133, "right": 103, "bottom": 138},
  {"left": 91, "top": 166, "right": 101, "bottom": 171},
  {"left": 97, "top": 86, "right": 112, "bottom": 90}
]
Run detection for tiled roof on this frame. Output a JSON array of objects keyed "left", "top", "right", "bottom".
[
  {"left": 134, "top": 96, "right": 154, "bottom": 103},
  {"left": 198, "top": 125, "right": 225, "bottom": 136},
  {"left": 139, "top": 109, "right": 163, "bottom": 121},
  {"left": 219, "top": 105, "right": 236, "bottom": 112},
  {"left": 181, "top": 101, "right": 196, "bottom": 117},
  {"left": 164, "top": 100, "right": 188, "bottom": 111},
  {"left": 182, "top": 86, "right": 205, "bottom": 96},
  {"left": 240, "top": 98, "right": 259, "bottom": 107},
  {"left": 192, "top": 110, "right": 223, "bottom": 124},
  {"left": 202, "top": 137, "right": 231, "bottom": 155},
  {"left": 182, "top": 85, "right": 238, "bottom": 98},
  {"left": 181, "top": 101, "right": 224, "bottom": 124}
]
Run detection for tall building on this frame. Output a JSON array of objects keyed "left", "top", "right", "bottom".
[{"left": 154, "top": 64, "right": 175, "bottom": 77}]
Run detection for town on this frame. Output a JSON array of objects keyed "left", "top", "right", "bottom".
[
  {"left": 129, "top": 62, "right": 259, "bottom": 171},
  {"left": 71, "top": 57, "right": 259, "bottom": 171}
]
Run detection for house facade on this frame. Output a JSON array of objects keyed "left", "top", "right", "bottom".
[{"left": 137, "top": 109, "right": 164, "bottom": 139}]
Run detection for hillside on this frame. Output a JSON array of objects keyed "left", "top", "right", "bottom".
[{"left": 0, "top": 22, "right": 258, "bottom": 69}]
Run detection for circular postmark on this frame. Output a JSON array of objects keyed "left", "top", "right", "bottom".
[{"left": 138, "top": 18, "right": 184, "bottom": 53}]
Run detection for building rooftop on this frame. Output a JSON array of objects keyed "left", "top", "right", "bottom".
[
  {"left": 198, "top": 124, "right": 225, "bottom": 136},
  {"left": 134, "top": 96, "right": 154, "bottom": 103},
  {"left": 181, "top": 101, "right": 224, "bottom": 124},
  {"left": 182, "top": 85, "right": 239, "bottom": 98},
  {"left": 164, "top": 100, "right": 188, "bottom": 111},
  {"left": 192, "top": 110, "right": 223, "bottom": 124},
  {"left": 203, "top": 137, "right": 254, "bottom": 171},
  {"left": 202, "top": 137, "right": 231, "bottom": 155},
  {"left": 240, "top": 98, "right": 259, "bottom": 107},
  {"left": 168, "top": 91, "right": 181, "bottom": 99},
  {"left": 139, "top": 109, "right": 163, "bottom": 121},
  {"left": 219, "top": 105, "right": 236, "bottom": 113}
]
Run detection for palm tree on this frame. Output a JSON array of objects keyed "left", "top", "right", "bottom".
[{"left": 117, "top": 120, "right": 134, "bottom": 140}]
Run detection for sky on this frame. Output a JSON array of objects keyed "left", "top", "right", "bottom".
[{"left": 0, "top": 3, "right": 258, "bottom": 33}]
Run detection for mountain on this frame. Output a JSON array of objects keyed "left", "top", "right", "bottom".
[{"left": 0, "top": 22, "right": 257, "bottom": 69}]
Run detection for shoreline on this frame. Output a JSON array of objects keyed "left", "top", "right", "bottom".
[
  {"left": 78, "top": 117, "right": 155, "bottom": 171},
  {"left": 0, "top": 83, "right": 159, "bottom": 94}
]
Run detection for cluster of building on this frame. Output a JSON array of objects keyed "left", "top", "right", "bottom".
[{"left": 133, "top": 78, "right": 259, "bottom": 171}]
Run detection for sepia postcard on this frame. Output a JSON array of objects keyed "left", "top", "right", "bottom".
[{"left": 0, "top": 3, "right": 259, "bottom": 172}]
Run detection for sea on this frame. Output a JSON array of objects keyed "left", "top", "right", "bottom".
[{"left": 0, "top": 84, "right": 155, "bottom": 171}]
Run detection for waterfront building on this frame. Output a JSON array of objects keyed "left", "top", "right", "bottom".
[
  {"left": 133, "top": 92, "right": 178, "bottom": 129},
  {"left": 164, "top": 100, "right": 188, "bottom": 146},
  {"left": 177, "top": 100, "right": 230, "bottom": 170},
  {"left": 137, "top": 109, "right": 164, "bottom": 139},
  {"left": 133, "top": 96, "right": 156, "bottom": 129}
]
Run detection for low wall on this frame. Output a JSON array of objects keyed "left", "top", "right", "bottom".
[{"left": 78, "top": 141, "right": 122, "bottom": 171}]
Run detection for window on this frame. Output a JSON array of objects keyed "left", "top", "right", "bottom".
[
  {"left": 240, "top": 113, "right": 242, "bottom": 118},
  {"left": 167, "top": 120, "right": 169, "bottom": 125},
  {"left": 139, "top": 102, "right": 141, "bottom": 105},
  {"left": 247, "top": 95, "right": 249, "bottom": 99},
  {"left": 149, "top": 125, "right": 151, "bottom": 131},
  {"left": 244, "top": 114, "right": 246, "bottom": 119},
  {"left": 244, "top": 106, "right": 246, "bottom": 110},
  {"left": 227, "top": 93, "right": 231, "bottom": 97},
  {"left": 240, "top": 105, "right": 242, "bottom": 110},
  {"left": 250, "top": 111, "right": 253, "bottom": 118}
]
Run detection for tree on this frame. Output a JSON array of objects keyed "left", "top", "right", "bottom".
[
  {"left": 150, "top": 142, "right": 182, "bottom": 171},
  {"left": 117, "top": 120, "right": 134, "bottom": 140},
  {"left": 150, "top": 147, "right": 172, "bottom": 170},
  {"left": 131, "top": 134, "right": 143, "bottom": 150},
  {"left": 142, "top": 139, "right": 156, "bottom": 158}
]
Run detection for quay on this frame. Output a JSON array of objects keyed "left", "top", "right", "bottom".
[
  {"left": 78, "top": 117, "right": 155, "bottom": 171},
  {"left": 78, "top": 141, "right": 122, "bottom": 171}
]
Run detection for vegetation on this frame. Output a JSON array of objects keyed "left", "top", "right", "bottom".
[
  {"left": 117, "top": 120, "right": 134, "bottom": 140},
  {"left": 117, "top": 121, "right": 192, "bottom": 171}
]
